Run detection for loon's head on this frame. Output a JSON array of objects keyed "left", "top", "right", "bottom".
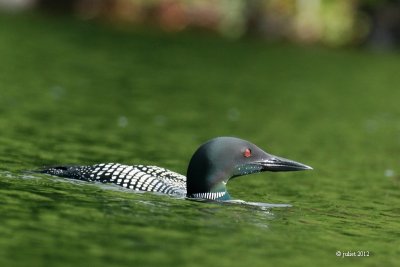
[{"left": 186, "top": 137, "right": 312, "bottom": 200}]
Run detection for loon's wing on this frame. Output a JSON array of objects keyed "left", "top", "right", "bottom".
[{"left": 39, "top": 163, "right": 187, "bottom": 196}]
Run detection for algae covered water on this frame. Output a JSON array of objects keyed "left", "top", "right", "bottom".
[{"left": 0, "top": 14, "right": 399, "bottom": 267}]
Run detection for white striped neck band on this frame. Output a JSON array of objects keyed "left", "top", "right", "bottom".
[{"left": 190, "top": 191, "right": 227, "bottom": 200}]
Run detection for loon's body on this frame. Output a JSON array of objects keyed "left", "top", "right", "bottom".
[
  {"left": 44, "top": 163, "right": 187, "bottom": 196},
  {"left": 40, "top": 137, "right": 312, "bottom": 200}
]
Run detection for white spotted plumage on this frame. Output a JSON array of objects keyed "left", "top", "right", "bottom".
[{"left": 45, "top": 163, "right": 187, "bottom": 197}]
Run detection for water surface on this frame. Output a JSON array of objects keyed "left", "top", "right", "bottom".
[{"left": 0, "top": 14, "right": 399, "bottom": 267}]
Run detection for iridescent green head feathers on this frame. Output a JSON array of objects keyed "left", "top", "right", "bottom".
[{"left": 186, "top": 137, "right": 312, "bottom": 199}]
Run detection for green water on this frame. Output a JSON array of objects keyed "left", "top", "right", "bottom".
[{"left": 0, "top": 14, "right": 399, "bottom": 267}]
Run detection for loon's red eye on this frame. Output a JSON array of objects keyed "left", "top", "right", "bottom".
[{"left": 244, "top": 148, "right": 252, "bottom": 158}]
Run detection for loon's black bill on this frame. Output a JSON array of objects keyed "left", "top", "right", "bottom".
[{"left": 256, "top": 156, "right": 313, "bottom": 172}]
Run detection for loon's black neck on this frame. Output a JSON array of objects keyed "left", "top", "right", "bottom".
[{"left": 186, "top": 140, "right": 230, "bottom": 199}]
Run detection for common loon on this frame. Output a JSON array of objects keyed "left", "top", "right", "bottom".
[{"left": 40, "top": 137, "right": 312, "bottom": 200}]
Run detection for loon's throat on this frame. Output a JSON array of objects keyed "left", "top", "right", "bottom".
[{"left": 186, "top": 179, "right": 231, "bottom": 200}]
